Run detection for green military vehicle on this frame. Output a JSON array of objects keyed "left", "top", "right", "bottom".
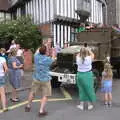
[{"left": 50, "top": 27, "right": 120, "bottom": 90}]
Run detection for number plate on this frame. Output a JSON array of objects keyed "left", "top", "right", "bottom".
[{"left": 58, "top": 73, "right": 76, "bottom": 84}]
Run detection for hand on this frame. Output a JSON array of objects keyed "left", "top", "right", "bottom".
[
  {"left": 76, "top": 53, "right": 80, "bottom": 56},
  {"left": 19, "top": 64, "right": 24, "bottom": 69}
]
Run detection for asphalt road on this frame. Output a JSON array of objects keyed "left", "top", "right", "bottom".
[{"left": 0, "top": 79, "right": 120, "bottom": 120}]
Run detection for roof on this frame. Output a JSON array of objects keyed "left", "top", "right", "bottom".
[
  {"left": 60, "top": 45, "right": 82, "bottom": 54},
  {"left": 8, "top": 0, "right": 31, "bottom": 11},
  {"left": 0, "top": 0, "right": 11, "bottom": 11},
  {"left": 0, "top": 0, "right": 31, "bottom": 11}
]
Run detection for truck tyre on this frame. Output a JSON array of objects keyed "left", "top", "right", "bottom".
[
  {"left": 51, "top": 76, "right": 61, "bottom": 88},
  {"left": 93, "top": 69, "right": 101, "bottom": 93}
]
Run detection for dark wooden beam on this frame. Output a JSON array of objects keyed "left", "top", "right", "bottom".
[{"left": 53, "top": 15, "right": 80, "bottom": 28}]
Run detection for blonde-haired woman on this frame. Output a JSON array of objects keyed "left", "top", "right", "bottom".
[
  {"left": 8, "top": 48, "right": 23, "bottom": 102},
  {"left": 76, "top": 47, "right": 96, "bottom": 110}
]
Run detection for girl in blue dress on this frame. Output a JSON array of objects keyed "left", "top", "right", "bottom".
[{"left": 101, "top": 63, "right": 113, "bottom": 107}]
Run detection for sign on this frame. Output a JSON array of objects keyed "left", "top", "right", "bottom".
[{"left": 58, "top": 73, "right": 76, "bottom": 84}]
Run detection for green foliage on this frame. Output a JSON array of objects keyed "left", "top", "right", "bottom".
[{"left": 0, "top": 16, "right": 42, "bottom": 52}]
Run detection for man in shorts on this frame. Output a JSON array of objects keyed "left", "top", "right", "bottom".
[{"left": 25, "top": 45, "right": 54, "bottom": 116}]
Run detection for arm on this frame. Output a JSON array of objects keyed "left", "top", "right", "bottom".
[
  {"left": 76, "top": 54, "right": 80, "bottom": 65},
  {"left": 3, "top": 62, "right": 8, "bottom": 73},
  {"left": 101, "top": 72, "right": 105, "bottom": 86},
  {"left": 21, "top": 49, "right": 24, "bottom": 59},
  {"left": 89, "top": 50, "right": 94, "bottom": 60},
  {"left": 12, "top": 62, "right": 23, "bottom": 69}
]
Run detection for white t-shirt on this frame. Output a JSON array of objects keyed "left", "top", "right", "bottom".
[
  {"left": 17, "top": 49, "right": 23, "bottom": 56},
  {"left": 76, "top": 55, "right": 92, "bottom": 72},
  {"left": 7, "top": 44, "right": 17, "bottom": 52},
  {"left": 0, "top": 57, "right": 6, "bottom": 76},
  {"left": 10, "top": 44, "right": 17, "bottom": 49}
]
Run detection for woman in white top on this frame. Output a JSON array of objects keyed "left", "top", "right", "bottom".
[
  {"left": 7, "top": 40, "right": 17, "bottom": 53},
  {"left": 76, "top": 47, "right": 96, "bottom": 110},
  {"left": 0, "top": 56, "right": 8, "bottom": 111},
  {"left": 16, "top": 44, "right": 24, "bottom": 64}
]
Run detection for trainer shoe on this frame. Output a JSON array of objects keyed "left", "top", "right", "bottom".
[
  {"left": 88, "top": 104, "right": 94, "bottom": 110},
  {"left": 77, "top": 104, "right": 84, "bottom": 110}
]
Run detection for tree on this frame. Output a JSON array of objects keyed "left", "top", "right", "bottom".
[{"left": 0, "top": 16, "right": 42, "bottom": 52}]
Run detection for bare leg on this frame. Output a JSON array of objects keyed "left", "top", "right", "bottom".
[
  {"left": 108, "top": 92, "right": 112, "bottom": 105},
  {"left": 25, "top": 92, "right": 34, "bottom": 112},
  {"left": 108, "top": 93, "right": 112, "bottom": 101},
  {"left": 104, "top": 93, "right": 108, "bottom": 105},
  {"left": 39, "top": 96, "right": 48, "bottom": 113},
  {"left": 27, "top": 92, "right": 34, "bottom": 107},
  {"left": 12, "top": 88, "right": 18, "bottom": 99},
  {"left": 21, "top": 69, "right": 24, "bottom": 86},
  {"left": 0, "top": 87, "right": 7, "bottom": 109}
]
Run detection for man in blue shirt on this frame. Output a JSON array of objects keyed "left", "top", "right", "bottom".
[{"left": 25, "top": 45, "right": 54, "bottom": 116}]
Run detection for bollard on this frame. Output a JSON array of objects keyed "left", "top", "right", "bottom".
[{"left": 24, "top": 49, "right": 33, "bottom": 71}]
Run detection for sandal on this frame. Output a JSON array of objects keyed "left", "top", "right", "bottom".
[
  {"left": 38, "top": 111, "right": 48, "bottom": 117},
  {"left": 25, "top": 106, "right": 31, "bottom": 112},
  {"left": 3, "top": 108, "right": 8, "bottom": 112},
  {"left": 10, "top": 98, "right": 20, "bottom": 102}
]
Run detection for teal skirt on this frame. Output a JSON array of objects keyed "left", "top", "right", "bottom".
[{"left": 76, "top": 71, "right": 96, "bottom": 102}]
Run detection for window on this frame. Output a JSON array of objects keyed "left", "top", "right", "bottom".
[{"left": 21, "top": 5, "right": 26, "bottom": 16}]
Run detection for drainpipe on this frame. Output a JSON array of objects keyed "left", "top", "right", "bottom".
[
  {"left": 101, "top": 0, "right": 108, "bottom": 24},
  {"left": 103, "top": 0, "right": 108, "bottom": 25}
]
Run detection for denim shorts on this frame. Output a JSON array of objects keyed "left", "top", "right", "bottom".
[{"left": 0, "top": 76, "right": 5, "bottom": 87}]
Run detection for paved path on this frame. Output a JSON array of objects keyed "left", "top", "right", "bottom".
[{"left": 1, "top": 72, "right": 120, "bottom": 120}]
